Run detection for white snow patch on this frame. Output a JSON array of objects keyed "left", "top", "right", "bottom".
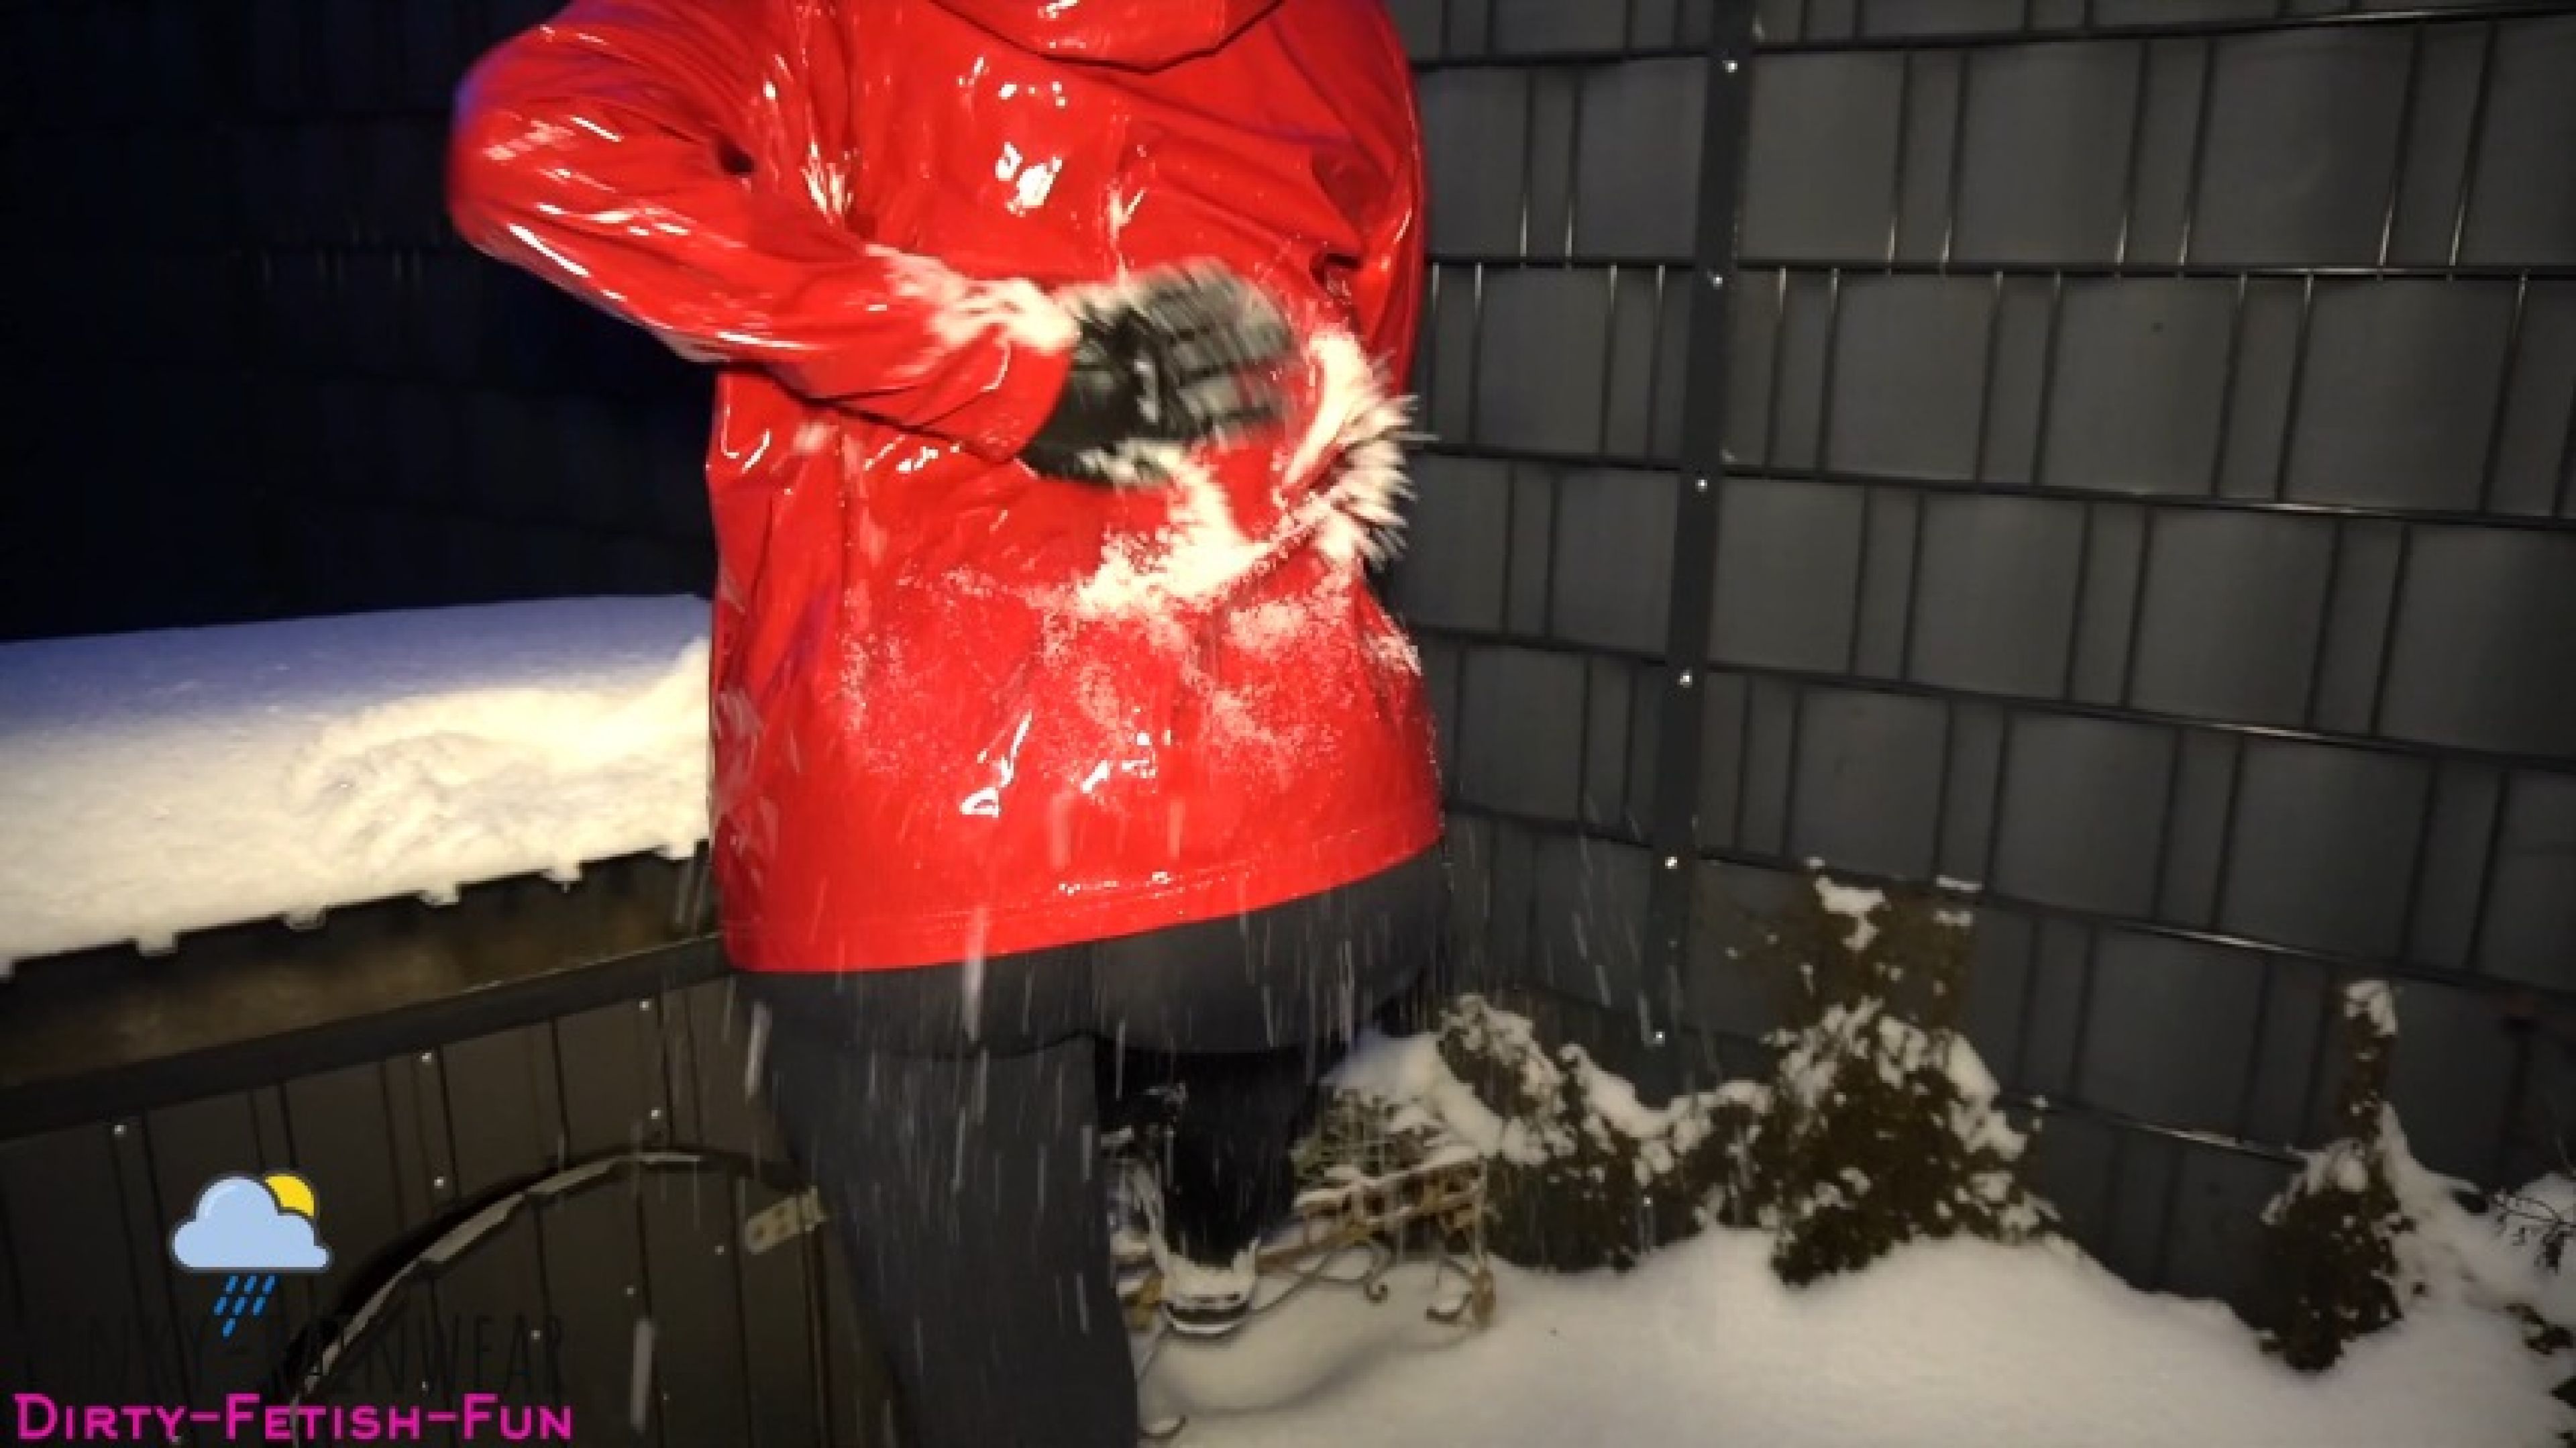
[
  {"left": 1328, "top": 1021, "right": 1753, "bottom": 1186},
  {"left": 0, "top": 597, "right": 711, "bottom": 966},
  {"left": 2381, "top": 1113, "right": 2561, "bottom": 1316},
  {"left": 1224, "top": 592, "right": 1331, "bottom": 654},
  {"left": 1073, "top": 450, "right": 1263, "bottom": 618},
  {"left": 1145, "top": 1229, "right": 2569, "bottom": 1448},
  {"left": 1812, "top": 878, "right": 1886, "bottom": 952},
  {"left": 1283, "top": 331, "right": 1414, "bottom": 571},
  {"left": 1943, "top": 1031, "right": 2002, "bottom": 1106},
  {"left": 877, "top": 246, "right": 1080, "bottom": 351},
  {"left": 1071, "top": 329, "right": 1411, "bottom": 621},
  {"left": 1710, "top": 1078, "right": 1772, "bottom": 1113},
  {"left": 1572, "top": 1053, "right": 1690, "bottom": 1143},
  {"left": 1158, "top": 1244, "right": 1258, "bottom": 1310},
  {"left": 1328, "top": 1029, "right": 1532, "bottom": 1163},
  {"left": 2349, "top": 979, "right": 2398, "bottom": 1039}
]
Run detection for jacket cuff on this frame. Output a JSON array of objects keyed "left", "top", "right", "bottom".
[{"left": 957, "top": 339, "right": 1075, "bottom": 464}]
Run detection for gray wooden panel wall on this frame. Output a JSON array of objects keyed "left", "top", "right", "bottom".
[
  {"left": 1381, "top": 0, "right": 1719, "bottom": 1047},
  {"left": 1387, "top": 0, "right": 2576, "bottom": 1310},
  {"left": 0, "top": 980, "right": 885, "bottom": 1447}
]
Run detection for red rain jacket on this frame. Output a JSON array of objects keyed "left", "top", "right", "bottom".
[{"left": 451, "top": 0, "right": 1440, "bottom": 970}]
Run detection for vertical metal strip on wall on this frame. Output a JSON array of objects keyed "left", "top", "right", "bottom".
[{"left": 1644, "top": 0, "right": 1760, "bottom": 1031}]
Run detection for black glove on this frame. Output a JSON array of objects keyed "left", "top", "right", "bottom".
[{"left": 1020, "top": 264, "right": 1295, "bottom": 485}]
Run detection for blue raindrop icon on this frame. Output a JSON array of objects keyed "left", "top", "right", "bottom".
[{"left": 170, "top": 1175, "right": 330, "bottom": 1339}]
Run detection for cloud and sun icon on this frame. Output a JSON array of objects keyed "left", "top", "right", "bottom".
[{"left": 168, "top": 1173, "right": 333, "bottom": 1338}]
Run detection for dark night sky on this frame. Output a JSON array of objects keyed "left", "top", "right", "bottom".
[{"left": 1, "top": 0, "right": 716, "bottom": 645}]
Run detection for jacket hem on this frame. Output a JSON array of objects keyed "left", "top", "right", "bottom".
[{"left": 723, "top": 808, "right": 1443, "bottom": 972}]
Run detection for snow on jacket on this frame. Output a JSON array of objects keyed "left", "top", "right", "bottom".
[{"left": 449, "top": 0, "right": 1441, "bottom": 970}]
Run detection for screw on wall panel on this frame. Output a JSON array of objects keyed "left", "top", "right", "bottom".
[
  {"left": 1694, "top": 476, "right": 1711, "bottom": 493},
  {"left": 1723, "top": 57, "right": 1740, "bottom": 73},
  {"left": 639, "top": 1000, "right": 654, "bottom": 1013},
  {"left": 432, "top": 1176, "right": 448, "bottom": 1192},
  {"left": 418, "top": 1051, "right": 435, "bottom": 1067},
  {"left": 1678, "top": 672, "right": 1696, "bottom": 688},
  {"left": 647, "top": 1108, "right": 665, "bottom": 1123}
]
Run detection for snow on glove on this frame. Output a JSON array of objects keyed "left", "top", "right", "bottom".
[{"left": 1019, "top": 264, "right": 1295, "bottom": 486}]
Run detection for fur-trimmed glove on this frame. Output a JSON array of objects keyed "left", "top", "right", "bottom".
[{"left": 1019, "top": 264, "right": 1295, "bottom": 485}]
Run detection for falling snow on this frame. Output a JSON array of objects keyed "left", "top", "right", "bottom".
[{"left": 628, "top": 1317, "right": 656, "bottom": 1435}]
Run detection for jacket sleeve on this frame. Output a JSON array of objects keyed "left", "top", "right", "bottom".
[
  {"left": 1346, "top": 14, "right": 1429, "bottom": 392},
  {"left": 447, "top": 0, "right": 1071, "bottom": 461}
]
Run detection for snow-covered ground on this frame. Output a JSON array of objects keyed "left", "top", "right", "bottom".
[
  {"left": 1148, "top": 1231, "right": 2563, "bottom": 1448},
  {"left": 0, "top": 598, "right": 710, "bottom": 966},
  {"left": 1136, "top": 1031, "right": 2573, "bottom": 1448}
]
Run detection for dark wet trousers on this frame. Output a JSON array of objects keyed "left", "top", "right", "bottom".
[{"left": 740, "top": 850, "right": 1446, "bottom": 1448}]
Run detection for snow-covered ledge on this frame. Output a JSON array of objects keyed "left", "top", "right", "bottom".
[{"left": 0, "top": 598, "right": 712, "bottom": 974}]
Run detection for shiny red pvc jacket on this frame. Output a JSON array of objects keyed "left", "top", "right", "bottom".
[{"left": 450, "top": 0, "right": 1440, "bottom": 970}]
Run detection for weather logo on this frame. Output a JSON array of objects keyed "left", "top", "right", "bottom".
[{"left": 168, "top": 1173, "right": 332, "bottom": 1339}]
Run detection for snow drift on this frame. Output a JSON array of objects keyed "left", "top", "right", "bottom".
[
  {"left": 1144, "top": 1029, "right": 2575, "bottom": 1448},
  {"left": 0, "top": 597, "right": 710, "bottom": 967}
]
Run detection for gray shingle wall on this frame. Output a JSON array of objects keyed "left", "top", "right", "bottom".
[
  {"left": 1393, "top": 0, "right": 2576, "bottom": 1306},
  {"left": 1385, "top": 2, "right": 1721, "bottom": 1020}
]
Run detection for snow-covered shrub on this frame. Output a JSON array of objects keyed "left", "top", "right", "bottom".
[
  {"left": 2264, "top": 983, "right": 2576, "bottom": 1387},
  {"left": 1740, "top": 870, "right": 2053, "bottom": 1286},
  {"left": 1436, "top": 994, "right": 1762, "bottom": 1273},
  {"left": 2260, "top": 980, "right": 2412, "bottom": 1371}
]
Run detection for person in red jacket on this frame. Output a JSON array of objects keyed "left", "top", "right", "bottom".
[{"left": 451, "top": 1, "right": 1440, "bottom": 1442}]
